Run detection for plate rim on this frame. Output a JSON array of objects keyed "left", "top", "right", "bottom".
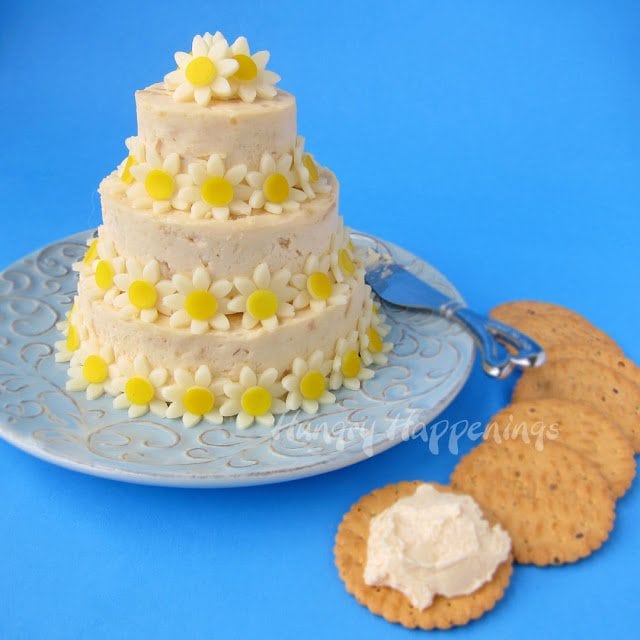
[{"left": 0, "top": 229, "right": 475, "bottom": 488}]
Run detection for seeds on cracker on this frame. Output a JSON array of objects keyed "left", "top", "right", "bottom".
[
  {"left": 485, "top": 399, "right": 636, "bottom": 498},
  {"left": 490, "top": 300, "right": 623, "bottom": 354},
  {"left": 451, "top": 439, "right": 615, "bottom": 565},
  {"left": 513, "top": 357, "right": 640, "bottom": 452}
]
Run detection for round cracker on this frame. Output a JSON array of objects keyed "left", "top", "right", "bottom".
[
  {"left": 485, "top": 399, "right": 636, "bottom": 498},
  {"left": 489, "top": 301, "right": 623, "bottom": 354},
  {"left": 544, "top": 344, "right": 640, "bottom": 391},
  {"left": 513, "top": 357, "right": 640, "bottom": 452},
  {"left": 334, "top": 481, "right": 514, "bottom": 630},
  {"left": 451, "top": 440, "right": 615, "bottom": 565}
]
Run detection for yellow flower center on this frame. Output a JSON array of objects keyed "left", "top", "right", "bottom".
[
  {"left": 241, "top": 385, "right": 272, "bottom": 417},
  {"left": 95, "top": 260, "right": 114, "bottom": 290},
  {"left": 183, "top": 386, "right": 215, "bottom": 416},
  {"left": 125, "top": 376, "right": 155, "bottom": 405},
  {"left": 201, "top": 176, "right": 234, "bottom": 207},
  {"left": 185, "top": 56, "right": 217, "bottom": 86},
  {"left": 185, "top": 290, "right": 218, "bottom": 320},
  {"left": 145, "top": 169, "right": 175, "bottom": 201},
  {"left": 372, "top": 304, "right": 378, "bottom": 316},
  {"left": 338, "top": 249, "right": 355, "bottom": 275},
  {"left": 263, "top": 173, "right": 289, "bottom": 204},
  {"left": 121, "top": 155, "right": 136, "bottom": 184},
  {"left": 128, "top": 280, "right": 157, "bottom": 310},
  {"left": 367, "top": 327, "right": 383, "bottom": 353},
  {"left": 302, "top": 153, "right": 319, "bottom": 182},
  {"left": 66, "top": 325, "right": 80, "bottom": 351},
  {"left": 232, "top": 54, "right": 258, "bottom": 82},
  {"left": 83, "top": 239, "right": 98, "bottom": 264},
  {"left": 246, "top": 289, "right": 278, "bottom": 320},
  {"left": 307, "top": 272, "right": 332, "bottom": 300},
  {"left": 341, "top": 350, "right": 361, "bottom": 379},
  {"left": 299, "top": 370, "right": 326, "bottom": 400},
  {"left": 82, "top": 355, "right": 108, "bottom": 384}
]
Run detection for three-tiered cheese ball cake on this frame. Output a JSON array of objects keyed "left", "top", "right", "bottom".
[{"left": 56, "top": 32, "right": 392, "bottom": 429}]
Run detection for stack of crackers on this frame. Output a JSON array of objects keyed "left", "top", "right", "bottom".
[{"left": 335, "top": 301, "right": 638, "bottom": 630}]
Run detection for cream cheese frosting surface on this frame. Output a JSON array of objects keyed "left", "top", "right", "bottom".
[
  {"left": 136, "top": 84, "right": 296, "bottom": 166},
  {"left": 99, "top": 171, "right": 339, "bottom": 276},
  {"left": 364, "top": 484, "right": 511, "bottom": 610}
]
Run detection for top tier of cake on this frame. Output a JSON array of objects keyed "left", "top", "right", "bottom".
[
  {"left": 136, "top": 83, "right": 296, "bottom": 167},
  {"left": 97, "top": 32, "right": 343, "bottom": 281}
]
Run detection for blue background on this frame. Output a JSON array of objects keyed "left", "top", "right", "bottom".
[{"left": 1, "top": 1, "right": 639, "bottom": 638}]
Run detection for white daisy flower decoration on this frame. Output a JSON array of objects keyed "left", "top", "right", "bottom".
[
  {"left": 293, "top": 136, "right": 331, "bottom": 199},
  {"left": 220, "top": 366, "right": 285, "bottom": 429},
  {"left": 282, "top": 350, "right": 335, "bottom": 415},
  {"left": 246, "top": 152, "right": 307, "bottom": 214},
  {"left": 73, "top": 237, "right": 99, "bottom": 274},
  {"left": 86, "top": 240, "right": 125, "bottom": 304},
  {"left": 329, "top": 331, "right": 374, "bottom": 391},
  {"left": 66, "top": 342, "right": 117, "bottom": 400},
  {"left": 162, "top": 366, "right": 224, "bottom": 427},
  {"left": 111, "top": 355, "right": 168, "bottom": 419},
  {"left": 55, "top": 301, "right": 75, "bottom": 334},
  {"left": 116, "top": 136, "right": 147, "bottom": 188},
  {"left": 179, "top": 154, "right": 251, "bottom": 220},
  {"left": 201, "top": 31, "right": 226, "bottom": 47},
  {"left": 55, "top": 306, "right": 87, "bottom": 363},
  {"left": 227, "top": 263, "right": 295, "bottom": 330},
  {"left": 291, "top": 253, "right": 349, "bottom": 312},
  {"left": 330, "top": 223, "right": 360, "bottom": 284},
  {"left": 113, "top": 258, "right": 175, "bottom": 323},
  {"left": 164, "top": 34, "right": 239, "bottom": 105},
  {"left": 228, "top": 36, "right": 280, "bottom": 103},
  {"left": 364, "top": 292, "right": 392, "bottom": 338},
  {"left": 164, "top": 267, "right": 233, "bottom": 333},
  {"left": 358, "top": 314, "right": 392, "bottom": 367},
  {"left": 127, "top": 150, "right": 191, "bottom": 214}
]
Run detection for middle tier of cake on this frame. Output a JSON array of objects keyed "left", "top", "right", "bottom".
[{"left": 99, "top": 170, "right": 340, "bottom": 277}]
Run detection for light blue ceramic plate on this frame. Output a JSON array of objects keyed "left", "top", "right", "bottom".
[{"left": 0, "top": 230, "right": 474, "bottom": 487}]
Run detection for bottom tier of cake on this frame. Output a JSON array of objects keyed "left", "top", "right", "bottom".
[{"left": 55, "top": 287, "right": 392, "bottom": 430}]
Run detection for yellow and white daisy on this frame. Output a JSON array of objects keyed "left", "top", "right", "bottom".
[
  {"left": 364, "top": 292, "right": 392, "bottom": 338},
  {"left": 111, "top": 355, "right": 168, "bottom": 419},
  {"left": 115, "top": 136, "right": 147, "bottom": 190},
  {"left": 164, "top": 267, "right": 232, "bottom": 333},
  {"left": 162, "top": 366, "right": 224, "bottom": 427},
  {"left": 85, "top": 239, "right": 126, "bottom": 304},
  {"left": 66, "top": 342, "right": 117, "bottom": 400},
  {"left": 55, "top": 305, "right": 86, "bottom": 363},
  {"left": 329, "top": 223, "right": 360, "bottom": 284},
  {"left": 291, "top": 253, "right": 350, "bottom": 312},
  {"left": 227, "top": 263, "right": 295, "bottom": 330},
  {"left": 127, "top": 150, "right": 191, "bottom": 214},
  {"left": 178, "top": 154, "right": 251, "bottom": 220},
  {"left": 246, "top": 152, "right": 307, "bottom": 214},
  {"left": 220, "top": 365, "right": 285, "bottom": 429},
  {"left": 113, "top": 258, "right": 175, "bottom": 323},
  {"left": 228, "top": 36, "right": 280, "bottom": 103},
  {"left": 55, "top": 299, "right": 77, "bottom": 334},
  {"left": 358, "top": 312, "right": 393, "bottom": 367},
  {"left": 164, "top": 34, "right": 239, "bottom": 105},
  {"left": 282, "top": 350, "right": 335, "bottom": 414},
  {"left": 73, "top": 236, "right": 100, "bottom": 275},
  {"left": 329, "top": 331, "right": 374, "bottom": 391},
  {"left": 292, "top": 136, "right": 331, "bottom": 199}
]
